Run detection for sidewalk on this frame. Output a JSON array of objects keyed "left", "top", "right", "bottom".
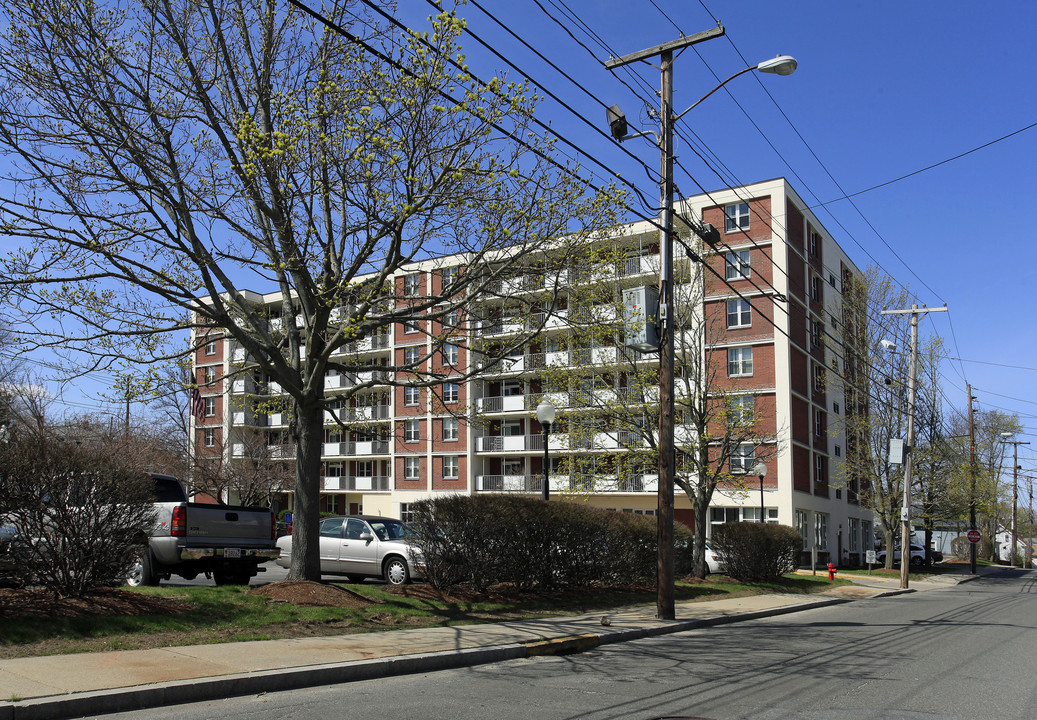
[{"left": 0, "top": 571, "right": 981, "bottom": 720}]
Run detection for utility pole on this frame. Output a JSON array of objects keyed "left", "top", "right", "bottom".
[
  {"left": 967, "top": 384, "right": 978, "bottom": 575},
  {"left": 881, "top": 304, "right": 946, "bottom": 589},
  {"left": 605, "top": 24, "right": 725, "bottom": 621},
  {"left": 1000, "top": 436, "right": 1028, "bottom": 567}
]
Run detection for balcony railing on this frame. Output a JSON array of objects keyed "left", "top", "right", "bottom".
[
  {"left": 476, "top": 394, "right": 528, "bottom": 414},
  {"left": 475, "top": 474, "right": 545, "bottom": 492},
  {"left": 475, "top": 434, "right": 545, "bottom": 452},
  {"left": 324, "top": 475, "right": 390, "bottom": 491},
  {"left": 324, "top": 440, "right": 390, "bottom": 456}
]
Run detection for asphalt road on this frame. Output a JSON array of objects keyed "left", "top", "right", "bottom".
[{"left": 98, "top": 568, "right": 1037, "bottom": 720}]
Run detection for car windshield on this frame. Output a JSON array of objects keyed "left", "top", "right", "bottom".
[{"left": 368, "top": 520, "right": 407, "bottom": 541}]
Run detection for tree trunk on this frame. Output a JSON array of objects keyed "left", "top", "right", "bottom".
[
  {"left": 288, "top": 400, "right": 324, "bottom": 581},
  {"left": 692, "top": 492, "right": 710, "bottom": 579}
]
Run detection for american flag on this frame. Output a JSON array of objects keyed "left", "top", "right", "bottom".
[{"left": 190, "top": 387, "right": 205, "bottom": 420}]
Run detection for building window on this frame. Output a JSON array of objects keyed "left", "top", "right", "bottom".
[
  {"left": 443, "top": 417, "right": 459, "bottom": 441},
  {"left": 404, "top": 347, "right": 421, "bottom": 366},
  {"left": 403, "top": 273, "right": 421, "bottom": 297},
  {"left": 730, "top": 443, "right": 755, "bottom": 474},
  {"left": 204, "top": 339, "right": 217, "bottom": 356},
  {"left": 203, "top": 427, "right": 215, "bottom": 447},
  {"left": 835, "top": 445, "right": 842, "bottom": 457},
  {"left": 443, "top": 455, "right": 459, "bottom": 480},
  {"left": 356, "top": 460, "right": 373, "bottom": 477},
  {"left": 833, "top": 401, "right": 840, "bottom": 414},
  {"left": 441, "top": 266, "right": 457, "bottom": 288},
  {"left": 404, "top": 456, "right": 420, "bottom": 480},
  {"left": 813, "top": 365, "right": 825, "bottom": 393},
  {"left": 810, "top": 275, "right": 822, "bottom": 302},
  {"left": 442, "top": 382, "right": 459, "bottom": 404},
  {"left": 796, "top": 510, "right": 809, "bottom": 549},
  {"left": 442, "top": 343, "right": 459, "bottom": 366},
  {"left": 710, "top": 506, "right": 774, "bottom": 526},
  {"left": 814, "top": 409, "right": 826, "bottom": 437},
  {"left": 725, "top": 250, "right": 751, "bottom": 280},
  {"left": 726, "top": 299, "right": 752, "bottom": 329},
  {"left": 400, "top": 503, "right": 415, "bottom": 523},
  {"left": 202, "top": 366, "right": 216, "bottom": 385},
  {"left": 727, "top": 347, "right": 753, "bottom": 377},
  {"left": 810, "top": 319, "right": 823, "bottom": 348},
  {"left": 728, "top": 395, "right": 755, "bottom": 427},
  {"left": 849, "top": 518, "right": 860, "bottom": 551},
  {"left": 203, "top": 396, "right": 216, "bottom": 417},
  {"left": 404, "top": 419, "right": 419, "bottom": 442},
  {"left": 829, "top": 273, "right": 837, "bottom": 288},
  {"left": 814, "top": 454, "right": 827, "bottom": 485},
  {"left": 442, "top": 308, "right": 460, "bottom": 328},
  {"left": 404, "top": 386, "right": 419, "bottom": 406},
  {"left": 725, "top": 202, "right": 749, "bottom": 232},
  {"left": 809, "top": 230, "right": 821, "bottom": 257},
  {"left": 815, "top": 512, "right": 829, "bottom": 550}
]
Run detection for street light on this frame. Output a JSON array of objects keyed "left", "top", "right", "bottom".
[
  {"left": 753, "top": 462, "right": 768, "bottom": 523},
  {"left": 605, "top": 24, "right": 797, "bottom": 620},
  {"left": 536, "top": 398, "right": 556, "bottom": 502}
]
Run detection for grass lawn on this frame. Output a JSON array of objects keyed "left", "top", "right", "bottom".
[{"left": 0, "top": 574, "right": 840, "bottom": 658}]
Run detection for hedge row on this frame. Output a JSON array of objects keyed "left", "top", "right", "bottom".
[
  {"left": 408, "top": 495, "right": 695, "bottom": 591},
  {"left": 711, "top": 522, "right": 801, "bottom": 581}
]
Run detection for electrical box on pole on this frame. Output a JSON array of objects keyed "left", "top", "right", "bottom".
[
  {"left": 622, "top": 286, "right": 660, "bottom": 352},
  {"left": 888, "top": 438, "right": 904, "bottom": 465}
]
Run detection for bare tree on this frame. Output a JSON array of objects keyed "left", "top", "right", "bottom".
[{"left": 0, "top": 0, "right": 623, "bottom": 579}]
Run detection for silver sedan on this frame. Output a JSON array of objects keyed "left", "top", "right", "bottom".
[{"left": 276, "top": 515, "right": 423, "bottom": 585}]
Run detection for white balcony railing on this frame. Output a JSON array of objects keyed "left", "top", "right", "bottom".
[
  {"left": 476, "top": 395, "right": 528, "bottom": 414},
  {"left": 475, "top": 434, "right": 545, "bottom": 452}
]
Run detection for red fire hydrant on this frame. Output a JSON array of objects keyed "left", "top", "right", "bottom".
[{"left": 827, "top": 562, "right": 837, "bottom": 581}]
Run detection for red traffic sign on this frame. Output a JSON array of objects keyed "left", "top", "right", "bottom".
[{"left": 967, "top": 529, "right": 981, "bottom": 544}]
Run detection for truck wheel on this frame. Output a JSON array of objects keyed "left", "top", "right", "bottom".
[
  {"left": 383, "top": 556, "right": 410, "bottom": 586},
  {"left": 126, "top": 551, "right": 159, "bottom": 587},
  {"left": 213, "top": 568, "right": 252, "bottom": 586}
]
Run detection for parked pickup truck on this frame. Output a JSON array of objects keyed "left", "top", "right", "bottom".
[{"left": 126, "top": 473, "right": 280, "bottom": 586}]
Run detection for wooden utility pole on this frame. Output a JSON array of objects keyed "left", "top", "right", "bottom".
[
  {"left": 881, "top": 304, "right": 947, "bottom": 589},
  {"left": 968, "top": 384, "right": 978, "bottom": 574}
]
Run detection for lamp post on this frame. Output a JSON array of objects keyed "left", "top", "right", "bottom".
[
  {"left": 753, "top": 462, "right": 768, "bottom": 523},
  {"left": 606, "top": 25, "right": 796, "bottom": 620},
  {"left": 536, "top": 398, "right": 556, "bottom": 502}
]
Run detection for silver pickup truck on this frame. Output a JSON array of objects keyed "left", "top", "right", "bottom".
[{"left": 126, "top": 473, "right": 280, "bottom": 586}]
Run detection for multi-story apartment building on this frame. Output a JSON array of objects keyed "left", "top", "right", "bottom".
[{"left": 191, "top": 178, "right": 873, "bottom": 567}]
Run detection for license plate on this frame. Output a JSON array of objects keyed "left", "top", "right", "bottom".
[{"left": 225, "top": 548, "right": 241, "bottom": 558}]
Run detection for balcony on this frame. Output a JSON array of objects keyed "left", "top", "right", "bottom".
[
  {"left": 323, "top": 440, "right": 389, "bottom": 457},
  {"left": 231, "top": 347, "right": 250, "bottom": 364},
  {"left": 475, "top": 434, "right": 545, "bottom": 453},
  {"left": 325, "top": 373, "right": 357, "bottom": 390},
  {"left": 476, "top": 394, "right": 528, "bottom": 414},
  {"left": 476, "top": 474, "right": 545, "bottom": 493},
  {"left": 231, "top": 409, "right": 267, "bottom": 427},
  {"left": 267, "top": 413, "right": 287, "bottom": 427}
]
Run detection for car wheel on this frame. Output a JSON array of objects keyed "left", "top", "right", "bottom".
[
  {"left": 383, "top": 556, "right": 410, "bottom": 586},
  {"left": 910, "top": 555, "right": 924, "bottom": 567},
  {"left": 126, "top": 551, "right": 159, "bottom": 588}
]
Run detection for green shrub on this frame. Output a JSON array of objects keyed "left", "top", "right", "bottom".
[
  {"left": 407, "top": 496, "right": 693, "bottom": 591},
  {"left": 711, "top": 522, "right": 801, "bottom": 581}
]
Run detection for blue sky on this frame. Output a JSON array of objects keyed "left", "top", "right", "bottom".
[{"left": 31, "top": 1, "right": 1037, "bottom": 473}]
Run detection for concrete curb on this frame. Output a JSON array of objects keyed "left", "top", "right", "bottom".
[{"left": 0, "top": 590, "right": 936, "bottom": 720}]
